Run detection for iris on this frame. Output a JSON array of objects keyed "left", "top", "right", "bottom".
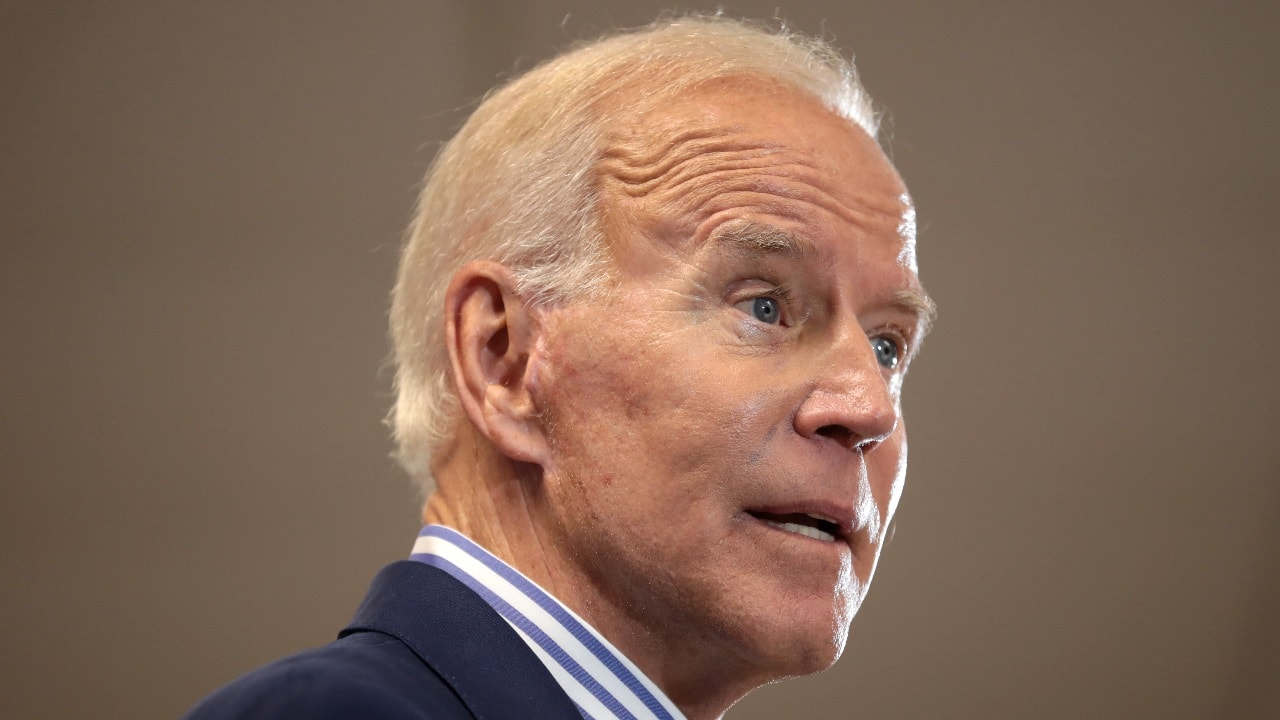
[
  {"left": 751, "top": 297, "right": 780, "bottom": 324},
  {"left": 870, "top": 336, "right": 899, "bottom": 369}
]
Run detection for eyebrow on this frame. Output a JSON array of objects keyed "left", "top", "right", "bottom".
[
  {"left": 713, "top": 223, "right": 818, "bottom": 258},
  {"left": 893, "top": 288, "right": 938, "bottom": 343}
]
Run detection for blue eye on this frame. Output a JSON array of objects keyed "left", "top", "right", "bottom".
[
  {"left": 870, "top": 336, "right": 900, "bottom": 369},
  {"left": 750, "top": 297, "right": 781, "bottom": 324}
]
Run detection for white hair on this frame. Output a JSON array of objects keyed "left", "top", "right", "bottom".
[{"left": 389, "top": 14, "right": 881, "bottom": 494}]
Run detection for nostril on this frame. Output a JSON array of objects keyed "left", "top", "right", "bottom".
[
  {"left": 816, "top": 424, "right": 853, "bottom": 446},
  {"left": 816, "top": 424, "right": 880, "bottom": 453}
]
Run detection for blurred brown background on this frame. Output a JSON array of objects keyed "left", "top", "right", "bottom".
[{"left": 2, "top": 2, "right": 1277, "bottom": 718}]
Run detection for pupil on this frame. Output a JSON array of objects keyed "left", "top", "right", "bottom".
[{"left": 753, "top": 297, "right": 778, "bottom": 323}]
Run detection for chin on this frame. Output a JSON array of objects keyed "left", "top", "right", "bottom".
[
  {"left": 758, "top": 639, "right": 844, "bottom": 682},
  {"left": 742, "top": 608, "right": 850, "bottom": 680}
]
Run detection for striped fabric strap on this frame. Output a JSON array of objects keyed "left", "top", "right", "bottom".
[{"left": 409, "top": 525, "right": 684, "bottom": 720}]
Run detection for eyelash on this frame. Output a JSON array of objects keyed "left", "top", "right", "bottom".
[
  {"left": 751, "top": 280, "right": 789, "bottom": 297},
  {"left": 757, "top": 285, "right": 792, "bottom": 306}
]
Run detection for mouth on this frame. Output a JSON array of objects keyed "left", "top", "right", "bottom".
[{"left": 747, "top": 510, "right": 843, "bottom": 543}]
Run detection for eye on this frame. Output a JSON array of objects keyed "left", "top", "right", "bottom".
[
  {"left": 870, "top": 335, "right": 900, "bottom": 369},
  {"left": 736, "top": 296, "right": 782, "bottom": 325}
]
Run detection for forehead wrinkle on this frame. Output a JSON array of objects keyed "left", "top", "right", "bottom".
[
  {"left": 606, "top": 150, "right": 897, "bottom": 236},
  {"left": 836, "top": 180, "right": 906, "bottom": 231},
  {"left": 680, "top": 176, "right": 903, "bottom": 247},
  {"left": 599, "top": 126, "right": 788, "bottom": 198},
  {"left": 613, "top": 152, "right": 901, "bottom": 235},
  {"left": 598, "top": 115, "right": 912, "bottom": 285}
]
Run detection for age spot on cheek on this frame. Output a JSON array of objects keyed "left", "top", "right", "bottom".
[
  {"left": 736, "top": 394, "right": 782, "bottom": 468},
  {"left": 742, "top": 429, "right": 776, "bottom": 468}
]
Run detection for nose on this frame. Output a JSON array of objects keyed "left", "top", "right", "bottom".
[{"left": 793, "top": 332, "right": 899, "bottom": 453}]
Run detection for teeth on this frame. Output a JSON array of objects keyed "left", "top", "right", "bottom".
[{"left": 760, "top": 519, "right": 837, "bottom": 543}]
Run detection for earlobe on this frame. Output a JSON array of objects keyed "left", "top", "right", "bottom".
[{"left": 444, "top": 261, "right": 549, "bottom": 465}]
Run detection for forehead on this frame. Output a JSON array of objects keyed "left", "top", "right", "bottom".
[{"left": 596, "top": 78, "right": 914, "bottom": 266}]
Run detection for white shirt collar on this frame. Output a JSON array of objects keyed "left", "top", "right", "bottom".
[{"left": 410, "top": 525, "right": 686, "bottom": 720}]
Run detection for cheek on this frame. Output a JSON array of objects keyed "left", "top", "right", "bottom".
[
  {"left": 534, "top": 320, "right": 673, "bottom": 467},
  {"left": 878, "top": 428, "right": 909, "bottom": 530},
  {"left": 535, "top": 301, "right": 799, "bottom": 495}
]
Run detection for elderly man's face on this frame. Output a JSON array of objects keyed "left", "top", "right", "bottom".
[{"left": 527, "top": 81, "right": 928, "bottom": 683}]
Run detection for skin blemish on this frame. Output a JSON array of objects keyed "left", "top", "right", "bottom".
[{"left": 742, "top": 418, "right": 780, "bottom": 468}]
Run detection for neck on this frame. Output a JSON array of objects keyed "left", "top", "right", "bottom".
[
  {"left": 424, "top": 428, "right": 768, "bottom": 720},
  {"left": 423, "top": 429, "right": 556, "bottom": 593}
]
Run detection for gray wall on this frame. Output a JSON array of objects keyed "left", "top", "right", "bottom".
[{"left": 2, "top": 2, "right": 1277, "bottom": 718}]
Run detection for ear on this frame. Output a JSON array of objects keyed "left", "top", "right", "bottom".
[{"left": 444, "top": 260, "right": 549, "bottom": 466}]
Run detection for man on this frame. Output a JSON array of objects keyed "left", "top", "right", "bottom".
[{"left": 186, "top": 14, "right": 933, "bottom": 720}]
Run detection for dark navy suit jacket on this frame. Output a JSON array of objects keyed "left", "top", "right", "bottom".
[{"left": 183, "top": 561, "right": 583, "bottom": 719}]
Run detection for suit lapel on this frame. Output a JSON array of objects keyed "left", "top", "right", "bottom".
[{"left": 342, "top": 561, "right": 583, "bottom": 720}]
